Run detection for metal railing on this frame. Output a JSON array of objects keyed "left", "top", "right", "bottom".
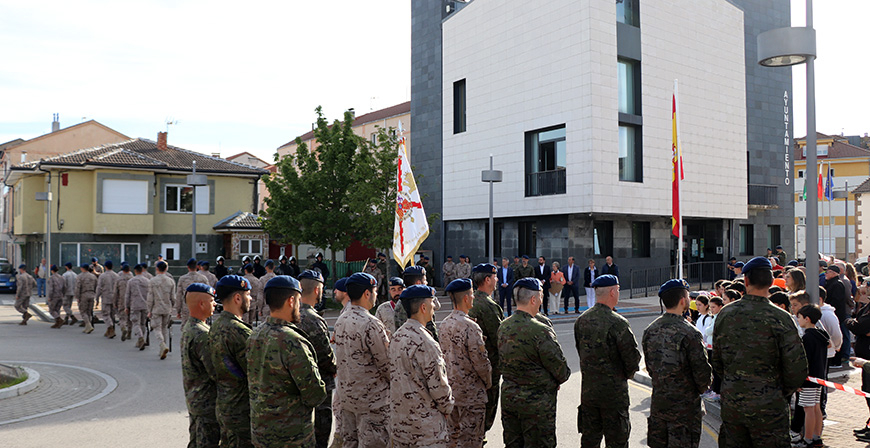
[
  {"left": 629, "top": 261, "right": 730, "bottom": 298},
  {"left": 526, "top": 169, "right": 566, "bottom": 196}
]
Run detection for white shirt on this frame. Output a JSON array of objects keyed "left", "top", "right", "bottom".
[
  {"left": 567, "top": 264, "right": 574, "bottom": 281},
  {"left": 588, "top": 267, "right": 596, "bottom": 283}
]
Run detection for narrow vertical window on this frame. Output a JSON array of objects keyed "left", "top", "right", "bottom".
[{"left": 453, "top": 79, "right": 466, "bottom": 134}]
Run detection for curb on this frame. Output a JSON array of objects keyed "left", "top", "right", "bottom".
[
  {"left": 0, "top": 366, "right": 40, "bottom": 400},
  {"left": 28, "top": 304, "right": 52, "bottom": 323},
  {"left": 632, "top": 370, "right": 652, "bottom": 387}
]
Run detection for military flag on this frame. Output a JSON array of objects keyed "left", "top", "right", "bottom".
[
  {"left": 392, "top": 122, "right": 429, "bottom": 268},
  {"left": 671, "top": 89, "right": 684, "bottom": 238}
]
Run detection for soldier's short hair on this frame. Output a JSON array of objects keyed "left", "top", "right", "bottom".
[
  {"left": 448, "top": 290, "right": 471, "bottom": 305},
  {"left": 403, "top": 273, "right": 424, "bottom": 286},
  {"left": 265, "top": 287, "right": 298, "bottom": 311},
  {"left": 346, "top": 282, "right": 375, "bottom": 301},
  {"left": 134, "top": 264, "right": 143, "bottom": 274},
  {"left": 299, "top": 278, "right": 321, "bottom": 297},
  {"left": 471, "top": 271, "right": 490, "bottom": 288},
  {"left": 660, "top": 287, "right": 688, "bottom": 309},
  {"left": 745, "top": 268, "right": 773, "bottom": 289},
  {"left": 797, "top": 304, "right": 822, "bottom": 324},
  {"left": 402, "top": 296, "right": 429, "bottom": 317},
  {"left": 513, "top": 286, "right": 538, "bottom": 305}
]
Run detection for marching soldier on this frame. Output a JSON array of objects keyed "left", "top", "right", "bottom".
[
  {"left": 441, "top": 278, "right": 492, "bottom": 448},
  {"left": 375, "top": 277, "right": 404, "bottom": 336},
  {"left": 14, "top": 264, "right": 35, "bottom": 325},
  {"left": 115, "top": 263, "right": 134, "bottom": 341},
  {"left": 176, "top": 258, "right": 208, "bottom": 327},
  {"left": 48, "top": 265, "right": 67, "bottom": 328},
  {"left": 75, "top": 263, "right": 98, "bottom": 334},
  {"left": 147, "top": 261, "right": 176, "bottom": 360},
  {"left": 455, "top": 255, "right": 471, "bottom": 279},
  {"left": 390, "top": 285, "right": 454, "bottom": 447},
  {"left": 466, "top": 263, "right": 503, "bottom": 436},
  {"left": 181, "top": 283, "right": 220, "bottom": 448},
  {"left": 90, "top": 257, "right": 105, "bottom": 276},
  {"left": 62, "top": 262, "right": 78, "bottom": 325},
  {"left": 125, "top": 264, "right": 151, "bottom": 350},
  {"left": 242, "top": 264, "right": 261, "bottom": 324},
  {"left": 96, "top": 260, "right": 119, "bottom": 338},
  {"left": 209, "top": 275, "right": 254, "bottom": 448},
  {"left": 248, "top": 275, "right": 326, "bottom": 447},
  {"left": 257, "top": 260, "right": 277, "bottom": 320}
]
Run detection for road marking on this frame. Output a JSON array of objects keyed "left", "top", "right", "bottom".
[{"left": 629, "top": 380, "right": 719, "bottom": 444}]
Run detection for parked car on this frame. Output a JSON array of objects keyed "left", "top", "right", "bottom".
[
  {"left": 0, "top": 259, "right": 16, "bottom": 293},
  {"left": 855, "top": 256, "right": 868, "bottom": 276}
]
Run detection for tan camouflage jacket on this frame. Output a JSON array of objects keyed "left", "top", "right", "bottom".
[
  {"left": 147, "top": 273, "right": 176, "bottom": 315},
  {"left": 439, "top": 309, "right": 492, "bottom": 406},
  {"left": 334, "top": 304, "right": 391, "bottom": 412}
]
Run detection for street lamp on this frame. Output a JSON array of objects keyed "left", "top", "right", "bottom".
[
  {"left": 187, "top": 161, "right": 207, "bottom": 259},
  {"left": 757, "top": 0, "right": 817, "bottom": 303},
  {"left": 481, "top": 155, "right": 502, "bottom": 263}
]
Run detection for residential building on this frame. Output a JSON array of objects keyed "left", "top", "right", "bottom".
[
  {"left": 794, "top": 133, "right": 870, "bottom": 260},
  {"left": 411, "top": 0, "right": 794, "bottom": 281},
  {"left": 226, "top": 151, "right": 272, "bottom": 212},
  {"left": 852, "top": 178, "right": 870, "bottom": 259},
  {"left": 7, "top": 132, "right": 268, "bottom": 269}
]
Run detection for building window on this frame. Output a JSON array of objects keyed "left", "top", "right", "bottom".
[
  {"left": 519, "top": 222, "right": 537, "bottom": 259},
  {"left": 619, "top": 125, "right": 642, "bottom": 182},
  {"left": 165, "top": 184, "right": 209, "bottom": 214},
  {"left": 453, "top": 79, "right": 466, "bottom": 134},
  {"left": 593, "top": 221, "right": 614, "bottom": 257},
  {"left": 102, "top": 179, "right": 148, "bottom": 214},
  {"left": 768, "top": 225, "right": 781, "bottom": 250},
  {"left": 798, "top": 170, "right": 804, "bottom": 178},
  {"left": 617, "top": 0, "right": 639, "bottom": 26},
  {"left": 525, "top": 125, "right": 567, "bottom": 196},
  {"left": 631, "top": 222, "right": 651, "bottom": 257},
  {"left": 370, "top": 133, "right": 378, "bottom": 145},
  {"left": 618, "top": 59, "right": 640, "bottom": 115},
  {"left": 240, "top": 238, "right": 262, "bottom": 256},
  {"left": 739, "top": 224, "right": 754, "bottom": 256}
]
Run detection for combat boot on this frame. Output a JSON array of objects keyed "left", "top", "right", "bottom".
[
  {"left": 68, "top": 315, "right": 78, "bottom": 325},
  {"left": 103, "top": 327, "right": 110, "bottom": 337},
  {"left": 160, "top": 343, "right": 169, "bottom": 360},
  {"left": 23, "top": 312, "right": 32, "bottom": 323},
  {"left": 137, "top": 337, "right": 146, "bottom": 350},
  {"left": 51, "top": 317, "right": 63, "bottom": 328},
  {"left": 122, "top": 328, "right": 129, "bottom": 341},
  {"left": 107, "top": 326, "right": 116, "bottom": 339},
  {"left": 84, "top": 322, "right": 94, "bottom": 334}
]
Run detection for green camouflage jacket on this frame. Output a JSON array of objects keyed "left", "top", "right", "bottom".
[
  {"left": 468, "top": 289, "right": 503, "bottom": 380},
  {"left": 181, "top": 317, "right": 216, "bottom": 416},
  {"left": 209, "top": 310, "right": 252, "bottom": 424},
  {"left": 298, "top": 302, "right": 337, "bottom": 391}
]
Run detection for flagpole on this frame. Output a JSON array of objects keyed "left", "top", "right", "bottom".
[
  {"left": 675, "top": 79, "right": 684, "bottom": 279},
  {"left": 828, "top": 161, "right": 833, "bottom": 256}
]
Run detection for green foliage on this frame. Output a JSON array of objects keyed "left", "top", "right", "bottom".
[{"left": 351, "top": 126, "right": 399, "bottom": 251}]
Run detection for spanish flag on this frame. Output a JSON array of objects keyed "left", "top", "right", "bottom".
[{"left": 671, "top": 94, "right": 684, "bottom": 238}]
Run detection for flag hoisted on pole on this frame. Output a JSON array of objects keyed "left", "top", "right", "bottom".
[
  {"left": 672, "top": 80, "right": 685, "bottom": 277},
  {"left": 392, "top": 121, "right": 429, "bottom": 269}
]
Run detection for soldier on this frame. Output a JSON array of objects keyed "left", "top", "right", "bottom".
[
  {"left": 513, "top": 255, "right": 534, "bottom": 281},
  {"left": 248, "top": 275, "right": 326, "bottom": 447},
  {"left": 115, "top": 263, "right": 133, "bottom": 341},
  {"left": 75, "top": 263, "right": 98, "bottom": 334},
  {"left": 574, "top": 274, "right": 641, "bottom": 448},
  {"left": 176, "top": 258, "right": 209, "bottom": 327},
  {"left": 498, "top": 278, "right": 570, "bottom": 447},
  {"left": 96, "top": 260, "right": 119, "bottom": 338},
  {"left": 333, "top": 272, "right": 391, "bottom": 448},
  {"left": 147, "top": 261, "right": 176, "bottom": 360},
  {"left": 390, "top": 285, "right": 455, "bottom": 447},
  {"left": 274, "top": 255, "right": 290, "bottom": 276},
  {"left": 90, "top": 257, "right": 105, "bottom": 276},
  {"left": 48, "top": 265, "right": 67, "bottom": 328},
  {"left": 642, "top": 279, "right": 712, "bottom": 448},
  {"left": 141, "top": 263, "right": 154, "bottom": 279},
  {"left": 394, "top": 266, "right": 441, "bottom": 340},
  {"left": 416, "top": 256, "right": 434, "bottom": 286},
  {"left": 288, "top": 256, "right": 302, "bottom": 278},
  {"left": 209, "top": 275, "right": 254, "bottom": 448},
  {"left": 215, "top": 256, "right": 229, "bottom": 280},
  {"left": 199, "top": 261, "right": 218, "bottom": 287},
  {"left": 257, "top": 260, "right": 277, "bottom": 320},
  {"left": 363, "top": 259, "right": 383, "bottom": 301},
  {"left": 442, "top": 255, "right": 457, "bottom": 286},
  {"left": 297, "top": 270, "right": 337, "bottom": 448},
  {"left": 311, "top": 252, "right": 330, "bottom": 280},
  {"left": 125, "top": 264, "right": 151, "bottom": 349},
  {"left": 62, "top": 262, "right": 78, "bottom": 326},
  {"left": 242, "top": 264, "right": 261, "bottom": 325},
  {"left": 455, "top": 255, "right": 472, "bottom": 279},
  {"left": 330, "top": 276, "right": 350, "bottom": 448},
  {"left": 441, "top": 278, "right": 492, "bottom": 448},
  {"left": 376, "top": 253, "right": 388, "bottom": 302},
  {"left": 14, "top": 264, "right": 35, "bottom": 325},
  {"left": 375, "top": 277, "right": 404, "bottom": 336},
  {"left": 466, "top": 263, "right": 503, "bottom": 435},
  {"left": 711, "top": 256, "right": 808, "bottom": 448},
  {"left": 181, "top": 283, "right": 220, "bottom": 448}
]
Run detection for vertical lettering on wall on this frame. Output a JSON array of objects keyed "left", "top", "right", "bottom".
[{"left": 783, "top": 90, "right": 790, "bottom": 186}]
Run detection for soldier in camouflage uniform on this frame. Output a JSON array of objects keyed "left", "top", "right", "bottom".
[
  {"left": 48, "top": 265, "right": 67, "bottom": 328},
  {"left": 248, "top": 275, "right": 327, "bottom": 447},
  {"left": 114, "top": 263, "right": 133, "bottom": 340},
  {"left": 176, "top": 258, "right": 208, "bottom": 328},
  {"left": 256, "top": 260, "right": 277, "bottom": 320},
  {"left": 95, "top": 260, "right": 119, "bottom": 338},
  {"left": 513, "top": 255, "right": 534, "bottom": 281},
  {"left": 390, "top": 285, "right": 455, "bottom": 447},
  {"left": 573, "top": 274, "right": 641, "bottom": 448},
  {"left": 330, "top": 277, "right": 350, "bottom": 448},
  {"left": 455, "top": 256, "right": 472, "bottom": 279},
  {"left": 125, "top": 264, "right": 151, "bottom": 349},
  {"left": 181, "top": 283, "right": 220, "bottom": 448},
  {"left": 75, "top": 263, "right": 98, "bottom": 333},
  {"left": 466, "top": 263, "right": 503, "bottom": 435},
  {"left": 394, "top": 265, "right": 441, "bottom": 341},
  {"left": 147, "top": 261, "right": 176, "bottom": 359},
  {"left": 334, "top": 273, "right": 391, "bottom": 448},
  {"left": 642, "top": 279, "right": 712, "bottom": 448},
  {"left": 441, "top": 278, "right": 492, "bottom": 448},
  {"left": 198, "top": 261, "right": 218, "bottom": 287},
  {"left": 498, "top": 278, "right": 570, "bottom": 447},
  {"left": 711, "top": 257, "right": 808, "bottom": 448},
  {"left": 298, "top": 270, "right": 337, "bottom": 448},
  {"left": 243, "top": 264, "right": 261, "bottom": 325},
  {"left": 375, "top": 277, "right": 404, "bottom": 336},
  {"left": 442, "top": 256, "right": 457, "bottom": 286},
  {"left": 14, "top": 264, "right": 35, "bottom": 325},
  {"left": 209, "top": 274, "right": 254, "bottom": 448},
  {"left": 62, "top": 262, "right": 79, "bottom": 325}
]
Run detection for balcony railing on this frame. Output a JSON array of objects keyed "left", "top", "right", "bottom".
[
  {"left": 526, "top": 169, "right": 566, "bottom": 197},
  {"left": 748, "top": 184, "right": 778, "bottom": 208}
]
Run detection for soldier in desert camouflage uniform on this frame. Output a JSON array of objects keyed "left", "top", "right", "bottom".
[
  {"left": 209, "top": 275, "right": 254, "bottom": 448},
  {"left": 298, "top": 270, "right": 337, "bottom": 448},
  {"left": 75, "top": 263, "right": 98, "bottom": 333},
  {"left": 198, "top": 261, "right": 218, "bottom": 287},
  {"left": 114, "top": 263, "right": 133, "bottom": 340},
  {"left": 62, "top": 262, "right": 78, "bottom": 325},
  {"left": 176, "top": 258, "right": 208, "bottom": 328},
  {"left": 642, "top": 279, "right": 712, "bottom": 448},
  {"left": 48, "top": 265, "right": 67, "bottom": 328},
  {"left": 334, "top": 273, "right": 391, "bottom": 448},
  {"left": 711, "top": 257, "right": 808, "bottom": 448},
  {"left": 440, "top": 278, "right": 492, "bottom": 448},
  {"left": 455, "top": 255, "right": 472, "bottom": 279},
  {"left": 375, "top": 277, "right": 404, "bottom": 336},
  {"left": 390, "top": 285, "right": 454, "bottom": 448},
  {"left": 125, "top": 264, "right": 150, "bottom": 349},
  {"left": 256, "top": 260, "right": 277, "bottom": 320},
  {"left": 573, "top": 274, "right": 641, "bottom": 448},
  {"left": 466, "top": 263, "right": 503, "bottom": 435},
  {"left": 248, "top": 275, "right": 326, "bottom": 448},
  {"left": 393, "top": 265, "right": 440, "bottom": 341},
  {"left": 95, "top": 260, "right": 119, "bottom": 338},
  {"left": 243, "top": 264, "right": 261, "bottom": 324},
  {"left": 181, "top": 283, "right": 219, "bottom": 448},
  {"left": 442, "top": 256, "right": 457, "bottom": 286},
  {"left": 147, "top": 261, "right": 176, "bottom": 360},
  {"left": 499, "top": 278, "right": 570, "bottom": 448},
  {"left": 330, "top": 277, "right": 350, "bottom": 448}
]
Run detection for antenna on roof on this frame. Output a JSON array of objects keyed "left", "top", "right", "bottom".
[{"left": 166, "top": 117, "right": 179, "bottom": 133}]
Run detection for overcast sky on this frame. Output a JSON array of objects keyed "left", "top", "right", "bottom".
[{"left": 0, "top": 1, "right": 865, "bottom": 164}]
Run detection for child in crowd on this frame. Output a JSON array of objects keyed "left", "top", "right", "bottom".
[
  {"left": 794, "top": 304, "right": 830, "bottom": 448},
  {"left": 703, "top": 296, "right": 725, "bottom": 401}
]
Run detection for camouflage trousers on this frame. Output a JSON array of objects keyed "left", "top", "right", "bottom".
[
  {"left": 330, "top": 387, "right": 344, "bottom": 448},
  {"left": 484, "top": 379, "right": 500, "bottom": 431},
  {"left": 502, "top": 407, "right": 557, "bottom": 448},
  {"left": 339, "top": 406, "right": 389, "bottom": 448},
  {"left": 719, "top": 405, "right": 790, "bottom": 448},
  {"left": 580, "top": 405, "right": 630, "bottom": 448},
  {"left": 393, "top": 442, "right": 447, "bottom": 448},
  {"left": 314, "top": 389, "right": 333, "bottom": 448},
  {"left": 130, "top": 310, "right": 148, "bottom": 340},
  {"left": 188, "top": 413, "right": 220, "bottom": 448},
  {"left": 426, "top": 321, "right": 439, "bottom": 342},
  {"left": 102, "top": 303, "right": 117, "bottom": 326},
  {"left": 48, "top": 295, "right": 63, "bottom": 318},
  {"left": 218, "top": 420, "right": 253, "bottom": 448},
  {"left": 647, "top": 415, "right": 701, "bottom": 448},
  {"left": 14, "top": 295, "right": 30, "bottom": 316},
  {"left": 179, "top": 305, "right": 190, "bottom": 328},
  {"left": 150, "top": 313, "right": 171, "bottom": 349},
  {"left": 78, "top": 297, "right": 94, "bottom": 326},
  {"left": 63, "top": 294, "right": 75, "bottom": 318},
  {"left": 447, "top": 404, "right": 485, "bottom": 448}
]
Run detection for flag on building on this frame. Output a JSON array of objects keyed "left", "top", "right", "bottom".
[
  {"left": 817, "top": 166, "right": 824, "bottom": 201},
  {"left": 824, "top": 164, "right": 834, "bottom": 201},
  {"left": 671, "top": 94, "right": 684, "bottom": 238},
  {"left": 392, "top": 124, "right": 429, "bottom": 268}
]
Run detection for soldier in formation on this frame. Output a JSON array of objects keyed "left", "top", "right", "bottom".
[
  {"left": 513, "top": 255, "right": 535, "bottom": 280},
  {"left": 148, "top": 261, "right": 176, "bottom": 359},
  {"left": 243, "top": 264, "right": 261, "bottom": 324},
  {"left": 455, "top": 255, "right": 471, "bottom": 279},
  {"left": 467, "top": 263, "right": 503, "bottom": 434},
  {"left": 394, "top": 265, "right": 440, "bottom": 340},
  {"left": 48, "top": 265, "right": 67, "bottom": 328},
  {"left": 115, "top": 263, "right": 133, "bottom": 340},
  {"left": 256, "top": 260, "right": 277, "bottom": 320},
  {"left": 126, "top": 264, "right": 151, "bottom": 349},
  {"left": 76, "top": 263, "right": 98, "bottom": 334},
  {"left": 96, "top": 260, "right": 119, "bottom": 338},
  {"left": 198, "top": 260, "right": 218, "bottom": 287},
  {"left": 298, "top": 270, "right": 337, "bottom": 448},
  {"left": 375, "top": 277, "right": 404, "bottom": 336},
  {"left": 62, "top": 262, "right": 78, "bottom": 325},
  {"left": 176, "top": 258, "right": 208, "bottom": 327},
  {"left": 180, "top": 282, "right": 220, "bottom": 448},
  {"left": 14, "top": 263, "right": 35, "bottom": 325},
  {"left": 442, "top": 255, "right": 456, "bottom": 286}
]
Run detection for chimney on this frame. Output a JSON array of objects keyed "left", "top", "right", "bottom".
[
  {"left": 20, "top": 151, "right": 27, "bottom": 164},
  {"left": 157, "top": 132, "right": 168, "bottom": 151},
  {"left": 211, "top": 152, "right": 221, "bottom": 158},
  {"left": 348, "top": 108, "right": 356, "bottom": 119},
  {"left": 51, "top": 113, "right": 60, "bottom": 133}
]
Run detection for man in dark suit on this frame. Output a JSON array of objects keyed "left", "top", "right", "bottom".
[
  {"left": 562, "top": 256, "right": 581, "bottom": 313},
  {"left": 601, "top": 255, "right": 620, "bottom": 278},
  {"left": 535, "top": 256, "right": 552, "bottom": 316},
  {"left": 497, "top": 257, "right": 514, "bottom": 316},
  {"left": 584, "top": 259, "right": 599, "bottom": 309}
]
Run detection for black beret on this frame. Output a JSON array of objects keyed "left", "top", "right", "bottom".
[
  {"left": 403, "top": 265, "right": 425, "bottom": 276},
  {"left": 389, "top": 277, "right": 405, "bottom": 287},
  {"left": 334, "top": 277, "right": 349, "bottom": 292}
]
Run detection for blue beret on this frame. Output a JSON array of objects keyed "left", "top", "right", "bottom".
[
  {"left": 377, "top": 252, "right": 386, "bottom": 257},
  {"left": 445, "top": 278, "right": 473, "bottom": 293},
  {"left": 733, "top": 262, "right": 745, "bottom": 268},
  {"left": 264, "top": 259, "right": 274, "bottom": 268},
  {"left": 187, "top": 258, "right": 197, "bottom": 267},
  {"left": 368, "top": 258, "right": 378, "bottom": 264},
  {"left": 196, "top": 260, "right": 204, "bottom": 266},
  {"left": 334, "top": 277, "right": 348, "bottom": 292},
  {"left": 347, "top": 272, "right": 377, "bottom": 287},
  {"left": 186, "top": 283, "right": 216, "bottom": 297},
  {"left": 403, "top": 265, "right": 425, "bottom": 276},
  {"left": 201, "top": 260, "right": 210, "bottom": 266},
  {"left": 80, "top": 263, "right": 90, "bottom": 269},
  {"left": 423, "top": 256, "right": 430, "bottom": 261},
  {"left": 243, "top": 263, "right": 253, "bottom": 271},
  {"left": 18, "top": 264, "right": 26, "bottom": 270},
  {"left": 446, "top": 255, "right": 453, "bottom": 259},
  {"left": 522, "top": 255, "right": 530, "bottom": 259},
  {"left": 156, "top": 261, "right": 167, "bottom": 270},
  {"left": 787, "top": 260, "right": 799, "bottom": 267},
  {"left": 104, "top": 260, "right": 113, "bottom": 268},
  {"left": 158, "top": 254, "right": 163, "bottom": 258},
  {"left": 389, "top": 277, "right": 405, "bottom": 287},
  {"left": 400, "top": 284, "right": 436, "bottom": 300},
  {"left": 472, "top": 263, "right": 497, "bottom": 274},
  {"left": 265, "top": 275, "right": 302, "bottom": 293},
  {"left": 299, "top": 269, "right": 324, "bottom": 283},
  {"left": 658, "top": 279, "right": 690, "bottom": 297},
  {"left": 591, "top": 274, "right": 619, "bottom": 288},
  {"left": 91, "top": 257, "right": 98, "bottom": 263},
  {"left": 514, "top": 277, "right": 543, "bottom": 291},
  {"left": 776, "top": 245, "right": 783, "bottom": 250},
  {"left": 742, "top": 256, "right": 772, "bottom": 274},
  {"left": 64, "top": 262, "right": 72, "bottom": 268},
  {"left": 51, "top": 264, "right": 58, "bottom": 271},
  {"left": 216, "top": 274, "right": 252, "bottom": 291}
]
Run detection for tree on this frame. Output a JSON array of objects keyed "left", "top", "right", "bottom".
[{"left": 351, "top": 126, "right": 399, "bottom": 251}]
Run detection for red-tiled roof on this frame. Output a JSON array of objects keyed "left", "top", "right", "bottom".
[
  {"left": 795, "top": 139, "right": 870, "bottom": 160},
  {"left": 852, "top": 178, "right": 870, "bottom": 194},
  {"left": 277, "top": 101, "right": 410, "bottom": 149}
]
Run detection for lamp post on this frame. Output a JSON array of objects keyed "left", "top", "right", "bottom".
[
  {"left": 481, "top": 155, "right": 503, "bottom": 263},
  {"left": 187, "top": 161, "right": 207, "bottom": 259},
  {"left": 757, "top": 0, "right": 817, "bottom": 302}
]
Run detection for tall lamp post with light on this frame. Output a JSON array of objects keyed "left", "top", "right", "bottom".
[
  {"left": 757, "top": 0, "right": 818, "bottom": 303},
  {"left": 481, "top": 155, "right": 502, "bottom": 263}
]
